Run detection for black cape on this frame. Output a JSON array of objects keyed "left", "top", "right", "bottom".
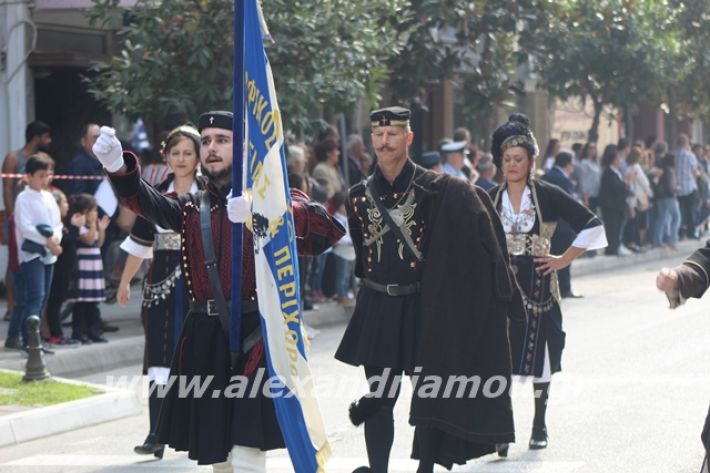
[{"left": 409, "top": 173, "right": 525, "bottom": 468}]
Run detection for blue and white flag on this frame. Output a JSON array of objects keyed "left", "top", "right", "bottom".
[{"left": 242, "top": 0, "right": 330, "bottom": 471}]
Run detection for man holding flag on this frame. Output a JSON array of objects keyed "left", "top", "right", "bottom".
[{"left": 93, "top": 111, "right": 341, "bottom": 470}]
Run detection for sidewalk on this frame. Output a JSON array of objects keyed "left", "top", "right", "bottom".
[{"left": 0, "top": 238, "right": 704, "bottom": 378}]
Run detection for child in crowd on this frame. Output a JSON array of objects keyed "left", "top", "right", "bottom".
[
  {"left": 331, "top": 191, "right": 355, "bottom": 306},
  {"left": 45, "top": 191, "right": 87, "bottom": 345},
  {"left": 69, "top": 194, "right": 110, "bottom": 344},
  {"left": 4, "top": 155, "right": 63, "bottom": 350}
]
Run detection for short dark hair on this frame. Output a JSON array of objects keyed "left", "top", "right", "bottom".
[
  {"left": 617, "top": 137, "right": 630, "bottom": 150},
  {"left": 318, "top": 124, "right": 339, "bottom": 143},
  {"left": 572, "top": 143, "right": 583, "bottom": 153},
  {"left": 314, "top": 139, "right": 339, "bottom": 163},
  {"left": 25, "top": 121, "right": 50, "bottom": 143},
  {"left": 288, "top": 173, "right": 305, "bottom": 191},
  {"left": 25, "top": 155, "right": 51, "bottom": 175},
  {"left": 544, "top": 139, "right": 560, "bottom": 158},
  {"left": 453, "top": 127, "right": 470, "bottom": 142},
  {"left": 554, "top": 151, "right": 573, "bottom": 168},
  {"left": 331, "top": 191, "right": 348, "bottom": 210},
  {"left": 644, "top": 135, "right": 657, "bottom": 148},
  {"left": 601, "top": 144, "right": 618, "bottom": 168},
  {"left": 80, "top": 123, "right": 99, "bottom": 140},
  {"left": 68, "top": 193, "right": 97, "bottom": 216}
]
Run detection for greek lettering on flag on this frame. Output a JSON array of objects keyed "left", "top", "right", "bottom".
[{"left": 242, "top": 0, "right": 330, "bottom": 471}]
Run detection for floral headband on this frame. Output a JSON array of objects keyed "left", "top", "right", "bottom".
[{"left": 501, "top": 134, "right": 539, "bottom": 157}]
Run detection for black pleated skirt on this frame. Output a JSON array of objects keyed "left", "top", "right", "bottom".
[
  {"left": 155, "top": 311, "right": 284, "bottom": 465},
  {"left": 335, "top": 287, "right": 420, "bottom": 374}
]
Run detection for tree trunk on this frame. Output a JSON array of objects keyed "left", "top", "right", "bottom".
[
  {"left": 588, "top": 99, "right": 603, "bottom": 143},
  {"left": 668, "top": 86, "right": 677, "bottom": 146}
]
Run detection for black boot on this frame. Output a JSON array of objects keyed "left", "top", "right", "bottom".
[
  {"left": 529, "top": 382, "right": 550, "bottom": 450},
  {"left": 133, "top": 434, "right": 165, "bottom": 458},
  {"left": 134, "top": 381, "right": 165, "bottom": 458}
]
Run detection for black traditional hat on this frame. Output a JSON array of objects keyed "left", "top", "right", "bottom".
[
  {"left": 370, "top": 106, "right": 411, "bottom": 128},
  {"left": 198, "top": 111, "right": 233, "bottom": 132},
  {"left": 490, "top": 113, "right": 539, "bottom": 168},
  {"left": 419, "top": 151, "right": 442, "bottom": 170}
]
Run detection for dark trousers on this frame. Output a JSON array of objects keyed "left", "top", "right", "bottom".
[
  {"left": 46, "top": 262, "right": 72, "bottom": 338},
  {"left": 72, "top": 302, "right": 100, "bottom": 339},
  {"left": 602, "top": 208, "right": 624, "bottom": 255},
  {"left": 10, "top": 260, "right": 54, "bottom": 346},
  {"left": 678, "top": 192, "right": 698, "bottom": 238}
]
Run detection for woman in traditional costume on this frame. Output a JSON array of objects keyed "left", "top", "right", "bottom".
[
  {"left": 117, "top": 125, "right": 203, "bottom": 459},
  {"left": 488, "top": 114, "right": 607, "bottom": 455}
]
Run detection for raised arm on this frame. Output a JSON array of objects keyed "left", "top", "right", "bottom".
[{"left": 92, "top": 126, "right": 183, "bottom": 232}]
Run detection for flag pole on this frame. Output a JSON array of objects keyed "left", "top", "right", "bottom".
[{"left": 231, "top": 0, "right": 245, "bottom": 352}]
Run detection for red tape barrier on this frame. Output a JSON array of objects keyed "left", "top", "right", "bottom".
[{"left": 0, "top": 173, "right": 104, "bottom": 180}]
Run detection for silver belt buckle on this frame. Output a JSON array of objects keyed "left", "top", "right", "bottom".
[
  {"left": 207, "top": 300, "right": 219, "bottom": 316},
  {"left": 386, "top": 284, "right": 398, "bottom": 296}
]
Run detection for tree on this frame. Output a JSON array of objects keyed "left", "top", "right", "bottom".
[
  {"left": 669, "top": 0, "right": 710, "bottom": 122},
  {"left": 534, "top": 0, "right": 672, "bottom": 141},
  {"left": 86, "top": 0, "right": 407, "bottom": 138},
  {"left": 385, "top": 1, "right": 556, "bottom": 128}
]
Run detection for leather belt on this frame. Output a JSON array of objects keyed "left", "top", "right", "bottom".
[
  {"left": 362, "top": 279, "right": 420, "bottom": 296},
  {"left": 190, "top": 299, "right": 259, "bottom": 316}
]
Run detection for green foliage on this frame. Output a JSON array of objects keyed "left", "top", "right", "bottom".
[
  {"left": 534, "top": 0, "right": 677, "bottom": 140},
  {"left": 87, "top": 0, "right": 234, "bottom": 125},
  {"left": 387, "top": 1, "right": 556, "bottom": 116},
  {"left": 0, "top": 371, "right": 100, "bottom": 406},
  {"left": 86, "top": 0, "right": 408, "bottom": 136},
  {"left": 669, "top": 0, "right": 710, "bottom": 120},
  {"left": 263, "top": 0, "right": 408, "bottom": 133}
]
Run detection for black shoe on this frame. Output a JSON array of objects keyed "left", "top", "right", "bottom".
[
  {"left": 88, "top": 334, "right": 109, "bottom": 343},
  {"left": 495, "top": 443, "right": 509, "bottom": 457},
  {"left": 134, "top": 440, "right": 164, "bottom": 459},
  {"left": 99, "top": 322, "right": 119, "bottom": 333},
  {"left": 529, "top": 425, "right": 548, "bottom": 449},
  {"left": 4, "top": 337, "right": 22, "bottom": 351},
  {"left": 352, "top": 468, "right": 372, "bottom": 473},
  {"left": 561, "top": 292, "right": 584, "bottom": 299}
]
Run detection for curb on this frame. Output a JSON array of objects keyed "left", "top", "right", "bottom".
[
  {"left": 0, "top": 337, "right": 145, "bottom": 378},
  {"left": 571, "top": 239, "right": 703, "bottom": 277},
  {"left": 0, "top": 370, "right": 141, "bottom": 447},
  {"left": 0, "top": 305, "right": 350, "bottom": 379}
]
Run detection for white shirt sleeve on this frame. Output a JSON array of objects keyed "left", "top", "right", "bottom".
[
  {"left": 571, "top": 224, "right": 608, "bottom": 250},
  {"left": 120, "top": 235, "right": 153, "bottom": 259}
]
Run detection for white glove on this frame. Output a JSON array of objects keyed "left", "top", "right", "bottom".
[
  {"left": 227, "top": 192, "right": 252, "bottom": 223},
  {"left": 92, "top": 126, "right": 124, "bottom": 173}
]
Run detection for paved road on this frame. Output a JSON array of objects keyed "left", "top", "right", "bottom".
[{"left": 1, "top": 253, "right": 709, "bottom": 472}]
